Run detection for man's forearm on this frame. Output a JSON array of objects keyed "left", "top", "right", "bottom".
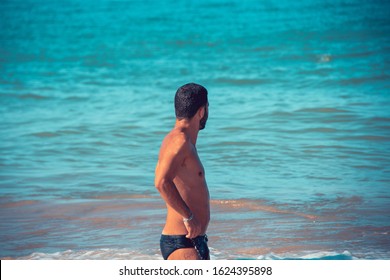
[{"left": 156, "top": 179, "right": 192, "bottom": 219}]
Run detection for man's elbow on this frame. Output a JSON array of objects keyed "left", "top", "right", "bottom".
[{"left": 155, "top": 177, "right": 170, "bottom": 192}]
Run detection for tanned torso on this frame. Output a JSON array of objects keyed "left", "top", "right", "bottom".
[{"left": 155, "top": 127, "right": 210, "bottom": 236}]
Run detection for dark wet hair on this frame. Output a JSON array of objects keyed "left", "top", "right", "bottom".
[{"left": 175, "top": 83, "right": 208, "bottom": 119}]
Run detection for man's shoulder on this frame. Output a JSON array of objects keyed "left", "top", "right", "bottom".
[{"left": 164, "top": 129, "right": 191, "bottom": 153}]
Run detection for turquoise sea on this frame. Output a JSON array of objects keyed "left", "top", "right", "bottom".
[{"left": 1, "top": 0, "right": 389, "bottom": 259}]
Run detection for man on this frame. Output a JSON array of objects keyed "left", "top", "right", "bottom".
[{"left": 155, "top": 83, "right": 210, "bottom": 260}]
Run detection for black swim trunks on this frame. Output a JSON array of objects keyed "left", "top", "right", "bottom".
[{"left": 160, "top": 234, "right": 210, "bottom": 260}]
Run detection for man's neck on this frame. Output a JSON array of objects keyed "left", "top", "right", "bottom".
[{"left": 174, "top": 119, "right": 199, "bottom": 145}]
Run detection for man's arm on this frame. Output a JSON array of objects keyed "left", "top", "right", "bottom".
[{"left": 154, "top": 134, "right": 201, "bottom": 238}]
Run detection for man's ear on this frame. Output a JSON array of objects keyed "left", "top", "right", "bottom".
[{"left": 197, "top": 106, "right": 205, "bottom": 118}]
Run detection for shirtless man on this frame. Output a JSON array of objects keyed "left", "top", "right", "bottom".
[{"left": 155, "top": 83, "right": 210, "bottom": 260}]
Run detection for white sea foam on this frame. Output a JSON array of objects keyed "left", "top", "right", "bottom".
[
  {"left": 15, "top": 248, "right": 362, "bottom": 260},
  {"left": 256, "top": 251, "right": 356, "bottom": 260},
  {"left": 18, "top": 249, "right": 163, "bottom": 260}
]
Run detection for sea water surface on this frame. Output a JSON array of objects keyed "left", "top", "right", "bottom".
[{"left": 1, "top": 0, "right": 389, "bottom": 260}]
